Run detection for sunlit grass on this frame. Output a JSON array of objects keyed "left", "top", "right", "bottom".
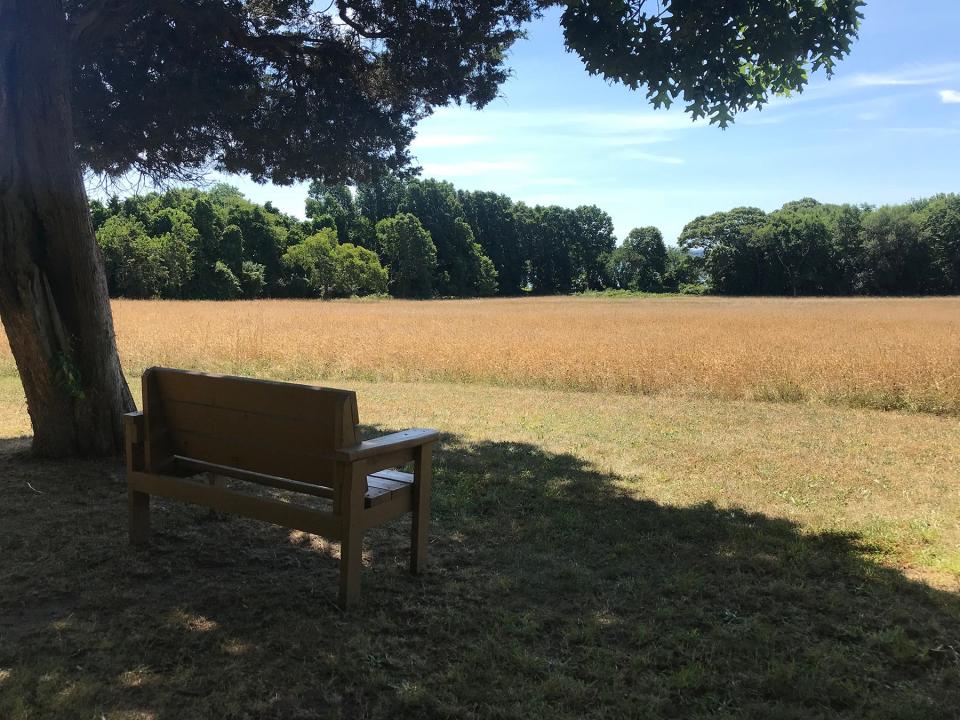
[{"left": 5, "top": 296, "right": 956, "bottom": 414}]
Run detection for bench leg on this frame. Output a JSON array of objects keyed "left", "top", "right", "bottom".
[
  {"left": 410, "top": 503, "right": 429, "bottom": 575},
  {"left": 411, "top": 444, "right": 433, "bottom": 575},
  {"left": 339, "top": 527, "right": 363, "bottom": 608},
  {"left": 206, "top": 473, "right": 226, "bottom": 519},
  {"left": 129, "top": 489, "right": 151, "bottom": 545}
]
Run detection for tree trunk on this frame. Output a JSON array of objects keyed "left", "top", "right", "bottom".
[{"left": 0, "top": 0, "right": 134, "bottom": 457}]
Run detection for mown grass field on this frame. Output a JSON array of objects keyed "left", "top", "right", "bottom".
[{"left": 1, "top": 296, "right": 959, "bottom": 719}]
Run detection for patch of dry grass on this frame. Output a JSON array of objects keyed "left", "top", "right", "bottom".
[{"left": 5, "top": 296, "right": 957, "bottom": 413}]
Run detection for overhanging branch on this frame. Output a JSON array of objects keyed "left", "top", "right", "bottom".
[{"left": 70, "top": 0, "right": 354, "bottom": 60}]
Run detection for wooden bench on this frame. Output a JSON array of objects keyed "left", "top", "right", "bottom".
[{"left": 124, "top": 367, "right": 438, "bottom": 607}]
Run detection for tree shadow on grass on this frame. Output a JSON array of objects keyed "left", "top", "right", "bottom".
[{"left": 0, "top": 431, "right": 959, "bottom": 720}]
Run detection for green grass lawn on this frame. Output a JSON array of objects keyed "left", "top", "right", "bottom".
[{"left": 1, "top": 376, "right": 959, "bottom": 718}]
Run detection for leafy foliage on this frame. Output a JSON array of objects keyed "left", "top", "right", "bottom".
[
  {"left": 375, "top": 213, "right": 437, "bottom": 298},
  {"left": 68, "top": 0, "right": 535, "bottom": 184},
  {"left": 680, "top": 195, "right": 960, "bottom": 296},
  {"left": 94, "top": 185, "right": 386, "bottom": 300},
  {"left": 281, "top": 229, "right": 340, "bottom": 298},
  {"left": 608, "top": 226, "right": 668, "bottom": 292},
  {"left": 94, "top": 183, "right": 960, "bottom": 300},
  {"left": 560, "top": 0, "right": 864, "bottom": 127}
]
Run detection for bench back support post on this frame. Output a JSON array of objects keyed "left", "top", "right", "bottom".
[
  {"left": 411, "top": 443, "right": 433, "bottom": 574},
  {"left": 125, "top": 412, "right": 151, "bottom": 545}
]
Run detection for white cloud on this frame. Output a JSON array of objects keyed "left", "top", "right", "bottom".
[
  {"left": 420, "top": 159, "right": 531, "bottom": 177},
  {"left": 852, "top": 73, "right": 930, "bottom": 87},
  {"left": 423, "top": 106, "right": 704, "bottom": 136},
  {"left": 883, "top": 126, "right": 960, "bottom": 137},
  {"left": 570, "top": 111, "right": 705, "bottom": 133},
  {"left": 591, "top": 133, "right": 674, "bottom": 146},
  {"left": 940, "top": 89, "right": 960, "bottom": 104},
  {"left": 411, "top": 133, "right": 492, "bottom": 149},
  {"left": 850, "top": 63, "right": 960, "bottom": 88},
  {"left": 529, "top": 177, "right": 579, "bottom": 187},
  {"left": 739, "top": 112, "right": 788, "bottom": 126},
  {"left": 751, "top": 63, "right": 960, "bottom": 120},
  {"left": 624, "top": 151, "right": 685, "bottom": 165}
]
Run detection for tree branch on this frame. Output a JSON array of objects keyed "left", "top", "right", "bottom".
[
  {"left": 71, "top": 0, "right": 353, "bottom": 60},
  {"left": 335, "top": 0, "right": 390, "bottom": 39}
]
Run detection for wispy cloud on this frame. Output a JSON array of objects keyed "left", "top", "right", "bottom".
[
  {"left": 850, "top": 63, "right": 960, "bottom": 87},
  {"left": 591, "top": 133, "right": 674, "bottom": 146},
  {"left": 529, "top": 177, "right": 580, "bottom": 187},
  {"left": 420, "top": 159, "right": 531, "bottom": 177},
  {"left": 883, "top": 126, "right": 960, "bottom": 137},
  {"left": 420, "top": 106, "right": 703, "bottom": 154},
  {"left": 411, "top": 133, "right": 492, "bottom": 149},
  {"left": 754, "top": 62, "right": 960, "bottom": 120},
  {"left": 739, "top": 112, "right": 788, "bottom": 126},
  {"left": 624, "top": 151, "right": 685, "bottom": 165},
  {"left": 427, "top": 106, "right": 704, "bottom": 136},
  {"left": 570, "top": 111, "right": 705, "bottom": 133},
  {"left": 940, "top": 89, "right": 960, "bottom": 104}
]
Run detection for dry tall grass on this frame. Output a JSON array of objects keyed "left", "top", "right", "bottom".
[{"left": 1, "top": 296, "right": 957, "bottom": 413}]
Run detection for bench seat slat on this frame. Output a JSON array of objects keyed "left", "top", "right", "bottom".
[
  {"left": 365, "top": 470, "right": 414, "bottom": 507},
  {"left": 168, "top": 456, "right": 412, "bottom": 508},
  {"left": 170, "top": 457, "right": 336, "bottom": 499}
]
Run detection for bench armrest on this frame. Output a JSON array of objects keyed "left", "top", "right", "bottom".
[
  {"left": 124, "top": 411, "right": 145, "bottom": 443},
  {"left": 335, "top": 428, "right": 438, "bottom": 462}
]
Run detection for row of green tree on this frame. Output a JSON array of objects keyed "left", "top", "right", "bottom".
[
  {"left": 93, "top": 177, "right": 673, "bottom": 299},
  {"left": 314, "top": 177, "right": 707, "bottom": 296},
  {"left": 680, "top": 195, "right": 960, "bottom": 296},
  {"left": 92, "top": 185, "right": 387, "bottom": 300},
  {"left": 92, "top": 182, "right": 960, "bottom": 299}
]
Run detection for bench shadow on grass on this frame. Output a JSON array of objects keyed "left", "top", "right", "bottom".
[{"left": 1, "top": 430, "right": 959, "bottom": 720}]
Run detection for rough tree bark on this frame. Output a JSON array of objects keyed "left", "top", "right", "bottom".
[{"left": 0, "top": 0, "right": 134, "bottom": 457}]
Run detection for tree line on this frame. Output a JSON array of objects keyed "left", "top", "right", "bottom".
[
  {"left": 92, "top": 177, "right": 695, "bottom": 300},
  {"left": 93, "top": 181, "right": 959, "bottom": 300}
]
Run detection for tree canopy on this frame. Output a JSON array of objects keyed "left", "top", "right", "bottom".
[{"left": 65, "top": 0, "right": 865, "bottom": 188}]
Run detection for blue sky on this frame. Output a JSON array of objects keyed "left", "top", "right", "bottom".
[{"left": 212, "top": 2, "right": 960, "bottom": 243}]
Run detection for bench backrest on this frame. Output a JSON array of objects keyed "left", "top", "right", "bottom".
[{"left": 141, "top": 367, "right": 359, "bottom": 486}]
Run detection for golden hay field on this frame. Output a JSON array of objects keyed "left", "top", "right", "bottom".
[{"left": 2, "top": 295, "right": 958, "bottom": 414}]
